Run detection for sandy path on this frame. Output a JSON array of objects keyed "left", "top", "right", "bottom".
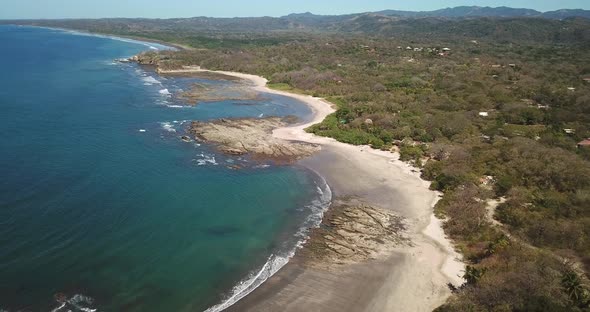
[{"left": 170, "top": 67, "right": 465, "bottom": 311}]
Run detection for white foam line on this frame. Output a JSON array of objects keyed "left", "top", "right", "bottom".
[
  {"left": 204, "top": 254, "right": 282, "bottom": 312},
  {"left": 30, "top": 26, "right": 176, "bottom": 51},
  {"left": 204, "top": 174, "right": 332, "bottom": 312},
  {"left": 50, "top": 302, "right": 67, "bottom": 312}
]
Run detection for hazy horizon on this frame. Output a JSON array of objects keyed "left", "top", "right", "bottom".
[{"left": 1, "top": 0, "right": 590, "bottom": 20}]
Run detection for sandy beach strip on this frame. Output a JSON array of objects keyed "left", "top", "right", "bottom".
[{"left": 163, "top": 66, "right": 465, "bottom": 311}]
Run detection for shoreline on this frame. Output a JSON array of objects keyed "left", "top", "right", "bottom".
[
  {"left": 0, "top": 26, "right": 464, "bottom": 311},
  {"left": 15, "top": 25, "right": 186, "bottom": 51},
  {"left": 179, "top": 67, "right": 465, "bottom": 311}
]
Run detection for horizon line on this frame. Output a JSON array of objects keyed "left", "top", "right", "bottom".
[{"left": 1, "top": 5, "right": 588, "bottom": 20}]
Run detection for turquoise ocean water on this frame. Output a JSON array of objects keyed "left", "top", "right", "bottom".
[{"left": 0, "top": 25, "right": 330, "bottom": 311}]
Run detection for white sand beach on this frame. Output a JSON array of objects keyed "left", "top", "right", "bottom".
[{"left": 163, "top": 66, "right": 465, "bottom": 311}]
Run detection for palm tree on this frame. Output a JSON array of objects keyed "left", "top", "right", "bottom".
[
  {"left": 464, "top": 265, "right": 486, "bottom": 285},
  {"left": 561, "top": 269, "right": 589, "bottom": 307}
]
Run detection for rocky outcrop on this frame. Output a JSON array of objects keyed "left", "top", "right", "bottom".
[
  {"left": 301, "top": 197, "right": 408, "bottom": 268},
  {"left": 129, "top": 51, "right": 161, "bottom": 65},
  {"left": 188, "top": 117, "right": 320, "bottom": 162},
  {"left": 178, "top": 82, "right": 260, "bottom": 105}
]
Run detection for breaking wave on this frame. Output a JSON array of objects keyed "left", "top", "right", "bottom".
[
  {"left": 160, "top": 122, "right": 176, "bottom": 132},
  {"left": 50, "top": 294, "right": 96, "bottom": 312},
  {"left": 193, "top": 153, "right": 218, "bottom": 166},
  {"left": 41, "top": 26, "right": 175, "bottom": 51},
  {"left": 142, "top": 76, "right": 161, "bottom": 86},
  {"left": 204, "top": 172, "right": 332, "bottom": 312}
]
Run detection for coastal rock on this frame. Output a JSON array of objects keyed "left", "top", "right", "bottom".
[
  {"left": 180, "top": 135, "right": 192, "bottom": 142},
  {"left": 301, "top": 197, "right": 407, "bottom": 268},
  {"left": 178, "top": 81, "right": 260, "bottom": 105},
  {"left": 188, "top": 117, "right": 320, "bottom": 162},
  {"left": 129, "top": 52, "right": 161, "bottom": 65}
]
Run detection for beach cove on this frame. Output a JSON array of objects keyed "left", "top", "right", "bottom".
[
  {"left": 153, "top": 66, "right": 466, "bottom": 311},
  {"left": 0, "top": 24, "right": 464, "bottom": 312}
]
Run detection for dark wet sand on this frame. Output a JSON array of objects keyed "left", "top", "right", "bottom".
[
  {"left": 226, "top": 145, "right": 460, "bottom": 312},
  {"left": 227, "top": 254, "right": 403, "bottom": 312}
]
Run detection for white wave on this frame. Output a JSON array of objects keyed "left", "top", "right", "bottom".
[
  {"left": 204, "top": 254, "right": 290, "bottom": 312},
  {"left": 50, "top": 302, "right": 66, "bottom": 312},
  {"left": 41, "top": 26, "right": 176, "bottom": 51},
  {"left": 293, "top": 175, "right": 333, "bottom": 247},
  {"left": 258, "top": 113, "right": 264, "bottom": 118},
  {"left": 316, "top": 186, "right": 324, "bottom": 195},
  {"left": 69, "top": 294, "right": 96, "bottom": 312},
  {"left": 159, "top": 88, "right": 171, "bottom": 96},
  {"left": 50, "top": 293, "right": 96, "bottom": 312},
  {"left": 193, "top": 153, "right": 218, "bottom": 166},
  {"left": 204, "top": 173, "right": 332, "bottom": 312},
  {"left": 166, "top": 105, "right": 185, "bottom": 108},
  {"left": 138, "top": 129, "right": 147, "bottom": 133},
  {"left": 160, "top": 122, "right": 176, "bottom": 133},
  {"left": 142, "top": 76, "right": 161, "bottom": 85}
]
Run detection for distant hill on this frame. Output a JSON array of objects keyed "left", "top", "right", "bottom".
[
  {"left": 2, "top": 6, "right": 589, "bottom": 46},
  {"left": 541, "top": 9, "right": 590, "bottom": 19},
  {"left": 375, "top": 6, "right": 540, "bottom": 18},
  {"left": 372, "top": 6, "right": 588, "bottom": 19}
]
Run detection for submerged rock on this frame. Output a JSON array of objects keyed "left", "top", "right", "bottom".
[
  {"left": 178, "top": 82, "right": 260, "bottom": 105},
  {"left": 180, "top": 135, "right": 192, "bottom": 142}
]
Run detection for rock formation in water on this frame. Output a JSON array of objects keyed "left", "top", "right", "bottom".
[{"left": 188, "top": 117, "right": 319, "bottom": 162}]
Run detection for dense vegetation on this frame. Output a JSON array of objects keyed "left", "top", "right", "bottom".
[{"left": 10, "top": 14, "right": 590, "bottom": 311}]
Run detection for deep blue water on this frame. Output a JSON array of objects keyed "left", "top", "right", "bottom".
[{"left": 0, "top": 25, "right": 329, "bottom": 312}]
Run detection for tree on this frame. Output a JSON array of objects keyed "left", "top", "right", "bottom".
[
  {"left": 464, "top": 265, "right": 487, "bottom": 285},
  {"left": 561, "top": 268, "right": 590, "bottom": 308}
]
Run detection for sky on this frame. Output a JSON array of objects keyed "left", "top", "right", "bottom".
[{"left": 1, "top": 0, "right": 589, "bottom": 19}]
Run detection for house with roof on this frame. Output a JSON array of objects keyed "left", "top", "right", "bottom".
[{"left": 578, "top": 139, "right": 590, "bottom": 148}]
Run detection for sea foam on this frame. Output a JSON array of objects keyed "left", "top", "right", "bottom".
[
  {"left": 204, "top": 173, "right": 332, "bottom": 312},
  {"left": 142, "top": 76, "right": 161, "bottom": 85},
  {"left": 160, "top": 122, "right": 176, "bottom": 133},
  {"left": 50, "top": 294, "right": 96, "bottom": 312},
  {"left": 49, "top": 27, "right": 175, "bottom": 51},
  {"left": 193, "top": 153, "right": 218, "bottom": 166}
]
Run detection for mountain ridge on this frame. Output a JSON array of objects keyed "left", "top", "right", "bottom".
[{"left": 285, "top": 6, "right": 590, "bottom": 20}]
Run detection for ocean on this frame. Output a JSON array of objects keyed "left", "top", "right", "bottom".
[{"left": 0, "top": 25, "right": 330, "bottom": 311}]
